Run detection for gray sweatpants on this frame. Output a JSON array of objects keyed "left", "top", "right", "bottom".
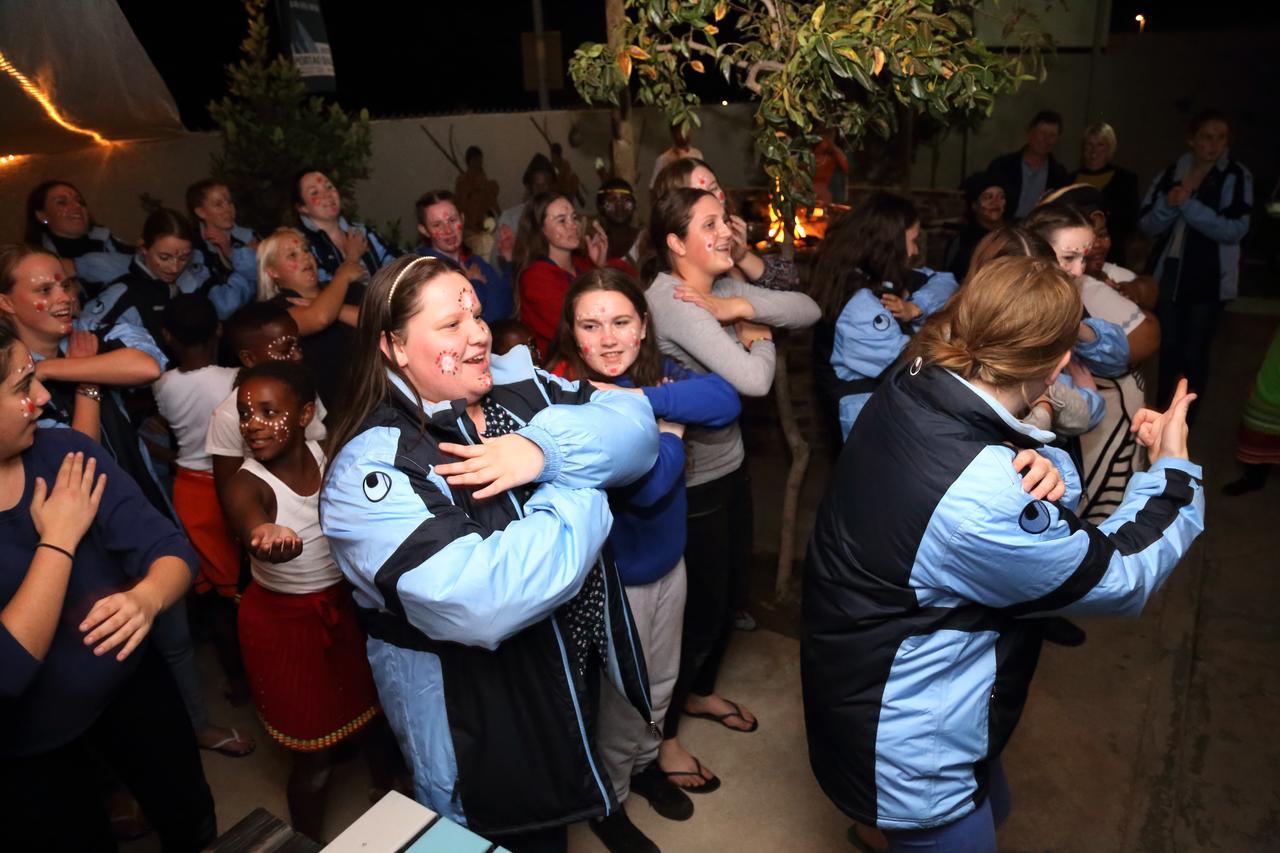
[{"left": 597, "top": 560, "right": 687, "bottom": 802}]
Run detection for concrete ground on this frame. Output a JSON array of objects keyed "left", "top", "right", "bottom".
[{"left": 130, "top": 302, "right": 1279, "bottom": 853}]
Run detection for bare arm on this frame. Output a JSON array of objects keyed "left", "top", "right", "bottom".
[
  {"left": 36, "top": 349, "right": 161, "bottom": 386},
  {"left": 70, "top": 388, "right": 101, "bottom": 443},
  {"left": 287, "top": 259, "right": 361, "bottom": 336}
]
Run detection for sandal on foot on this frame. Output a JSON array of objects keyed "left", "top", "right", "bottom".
[
  {"left": 685, "top": 699, "right": 758, "bottom": 733},
  {"left": 199, "top": 727, "right": 256, "bottom": 758},
  {"left": 660, "top": 758, "right": 721, "bottom": 794}
]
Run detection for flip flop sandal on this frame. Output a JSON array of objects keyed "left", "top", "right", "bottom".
[
  {"left": 199, "top": 727, "right": 256, "bottom": 757},
  {"left": 661, "top": 758, "right": 722, "bottom": 794},
  {"left": 685, "top": 699, "right": 759, "bottom": 733}
]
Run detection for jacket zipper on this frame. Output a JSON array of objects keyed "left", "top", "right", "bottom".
[{"left": 600, "top": 561, "right": 656, "bottom": 729}]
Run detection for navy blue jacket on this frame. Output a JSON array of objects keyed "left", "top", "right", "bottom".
[{"left": 803, "top": 362, "right": 1203, "bottom": 830}]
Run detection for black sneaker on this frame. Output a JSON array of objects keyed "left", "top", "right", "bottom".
[
  {"left": 630, "top": 763, "right": 694, "bottom": 821},
  {"left": 590, "top": 809, "right": 660, "bottom": 853}
]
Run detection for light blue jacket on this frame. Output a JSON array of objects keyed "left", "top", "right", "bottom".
[{"left": 319, "top": 347, "right": 659, "bottom": 830}]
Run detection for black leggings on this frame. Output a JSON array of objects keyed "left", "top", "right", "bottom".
[
  {"left": 664, "top": 465, "right": 753, "bottom": 739},
  {"left": 0, "top": 649, "right": 217, "bottom": 852},
  {"left": 1157, "top": 297, "right": 1223, "bottom": 421}
]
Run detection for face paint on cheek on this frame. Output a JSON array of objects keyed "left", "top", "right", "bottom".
[
  {"left": 705, "top": 239, "right": 715, "bottom": 253},
  {"left": 33, "top": 300, "right": 47, "bottom": 313},
  {"left": 477, "top": 372, "right": 492, "bottom": 388},
  {"left": 20, "top": 397, "right": 37, "bottom": 419},
  {"left": 436, "top": 351, "right": 459, "bottom": 375}
]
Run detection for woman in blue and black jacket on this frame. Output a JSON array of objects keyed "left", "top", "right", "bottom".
[
  {"left": 25, "top": 179, "right": 134, "bottom": 296},
  {"left": 293, "top": 168, "right": 396, "bottom": 282},
  {"left": 809, "top": 193, "right": 959, "bottom": 443},
  {"left": 186, "top": 178, "right": 261, "bottom": 287},
  {"left": 319, "top": 256, "right": 659, "bottom": 853},
  {"left": 803, "top": 256, "right": 1204, "bottom": 851},
  {"left": 547, "top": 267, "right": 742, "bottom": 846}
]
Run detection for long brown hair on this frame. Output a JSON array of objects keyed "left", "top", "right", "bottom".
[
  {"left": 546, "top": 267, "right": 664, "bottom": 387},
  {"left": 908, "top": 256, "right": 1081, "bottom": 388},
  {"left": 964, "top": 226, "right": 1054, "bottom": 283},
  {"left": 325, "top": 255, "right": 457, "bottom": 463},
  {"left": 0, "top": 244, "right": 46, "bottom": 297},
  {"left": 513, "top": 191, "right": 573, "bottom": 283},
  {"left": 810, "top": 192, "right": 919, "bottom": 322}
]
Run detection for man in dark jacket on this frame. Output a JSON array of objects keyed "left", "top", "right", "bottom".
[{"left": 987, "top": 110, "right": 1070, "bottom": 220}]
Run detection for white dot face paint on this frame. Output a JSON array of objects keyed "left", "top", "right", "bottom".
[
  {"left": 458, "top": 289, "right": 475, "bottom": 313},
  {"left": 266, "top": 335, "right": 300, "bottom": 362},
  {"left": 19, "top": 397, "right": 37, "bottom": 419}
]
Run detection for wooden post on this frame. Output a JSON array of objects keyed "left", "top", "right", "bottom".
[{"left": 773, "top": 218, "right": 810, "bottom": 600}]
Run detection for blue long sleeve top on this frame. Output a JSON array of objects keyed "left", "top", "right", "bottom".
[
  {"left": 609, "top": 361, "right": 742, "bottom": 586},
  {"left": 0, "top": 429, "right": 197, "bottom": 757}
]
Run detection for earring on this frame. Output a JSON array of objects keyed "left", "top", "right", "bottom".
[{"left": 41, "top": 219, "right": 48, "bottom": 225}]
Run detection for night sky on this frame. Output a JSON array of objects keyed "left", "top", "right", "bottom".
[{"left": 117, "top": 0, "right": 1274, "bottom": 130}]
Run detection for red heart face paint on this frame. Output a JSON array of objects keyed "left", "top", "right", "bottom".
[
  {"left": 436, "top": 351, "right": 460, "bottom": 375},
  {"left": 20, "top": 397, "right": 38, "bottom": 419}
]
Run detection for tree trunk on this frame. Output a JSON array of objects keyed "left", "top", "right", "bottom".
[
  {"left": 773, "top": 224, "right": 810, "bottom": 600},
  {"left": 605, "top": 0, "right": 637, "bottom": 186}
]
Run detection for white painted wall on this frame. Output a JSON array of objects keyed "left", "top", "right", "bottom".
[{"left": 1, "top": 28, "right": 1272, "bottom": 248}]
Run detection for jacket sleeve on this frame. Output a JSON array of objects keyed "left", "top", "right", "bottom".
[
  {"left": 907, "top": 269, "right": 959, "bottom": 324},
  {"left": 99, "top": 319, "right": 167, "bottom": 375},
  {"left": 518, "top": 386, "right": 660, "bottom": 489},
  {"left": 831, "top": 290, "right": 909, "bottom": 382},
  {"left": 182, "top": 264, "right": 254, "bottom": 320},
  {"left": 641, "top": 372, "right": 741, "bottom": 429},
  {"left": 73, "top": 252, "right": 132, "bottom": 285},
  {"left": 1074, "top": 317, "right": 1131, "bottom": 378},
  {"left": 320, "top": 429, "right": 611, "bottom": 650},
  {"left": 1139, "top": 170, "right": 1179, "bottom": 236},
  {"left": 617, "top": 432, "right": 686, "bottom": 509},
  {"left": 231, "top": 245, "right": 259, "bottom": 282},
  {"left": 935, "top": 453, "right": 1203, "bottom": 617},
  {"left": 1180, "top": 169, "right": 1252, "bottom": 244}
]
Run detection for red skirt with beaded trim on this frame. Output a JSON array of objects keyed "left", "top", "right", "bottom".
[{"left": 238, "top": 580, "right": 380, "bottom": 751}]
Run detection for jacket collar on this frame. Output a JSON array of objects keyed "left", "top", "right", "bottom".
[
  {"left": 1173, "top": 148, "right": 1233, "bottom": 180},
  {"left": 897, "top": 363, "right": 1054, "bottom": 449}
]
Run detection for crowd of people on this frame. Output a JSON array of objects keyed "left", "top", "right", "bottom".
[{"left": 0, "top": 103, "right": 1258, "bottom": 853}]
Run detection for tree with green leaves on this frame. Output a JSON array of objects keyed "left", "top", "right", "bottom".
[
  {"left": 572, "top": 0, "right": 1049, "bottom": 598},
  {"left": 573, "top": 0, "right": 1049, "bottom": 216},
  {"left": 208, "top": 0, "right": 373, "bottom": 234}
]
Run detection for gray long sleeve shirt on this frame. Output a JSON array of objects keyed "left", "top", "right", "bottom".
[{"left": 646, "top": 271, "right": 820, "bottom": 486}]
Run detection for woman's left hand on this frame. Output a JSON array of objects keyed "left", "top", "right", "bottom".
[
  {"left": 80, "top": 587, "right": 161, "bottom": 661},
  {"left": 586, "top": 220, "right": 609, "bottom": 268},
  {"left": 437, "top": 434, "right": 546, "bottom": 500},
  {"left": 1011, "top": 448, "right": 1066, "bottom": 502},
  {"left": 879, "top": 293, "right": 921, "bottom": 322}
]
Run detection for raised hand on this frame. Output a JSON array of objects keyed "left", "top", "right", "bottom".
[
  {"left": 64, "top": 329, "right": 99, "bottom": 359},
  {"left": 1131, "top": 378, "right": 1196, "bottom": 464},
  {"left": 248, "top": 523, "right": 303, "bottom": 563},
  {"left": 586, "top": 219, "right": 609, "bottom": 268},
  {"left": 342, "top": 228, "right": 369, "bottom": 262},
  {"left": 879, "top": 292, "right": 921, "bottom": 322}
]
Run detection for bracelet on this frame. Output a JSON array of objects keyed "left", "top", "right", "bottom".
[
  {"left": 36, "top": 542, "right": 75, "bottom": 562},
  {"left": 77, "top": 384, "right": 101, "bottom": 402}
]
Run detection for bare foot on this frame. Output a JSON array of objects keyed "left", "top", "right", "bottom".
[
  {"left": 657, "top": 738, "right": 718, "bottom": 791},
  {"left": 685, "top": 693, "right": 758, "bottom": 731}
]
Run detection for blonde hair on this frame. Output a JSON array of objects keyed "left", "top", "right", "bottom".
[
  {"left": 1082, "top": 122, "right": 1117, "bottom": 159},
  {"left": 909, "top": 256, "right": 1081, "bottom": 388},
  {"left": 255, "top": 227, "right": 309, "bottom": 301}
]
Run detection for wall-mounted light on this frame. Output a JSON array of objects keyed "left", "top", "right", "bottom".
[{"left": 1135, "top": 14, "right": 1146, "bottom": 34}]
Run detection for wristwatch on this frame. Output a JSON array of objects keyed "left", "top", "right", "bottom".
[{"left": 76, "top": 384, "right": 102, "bottom": 402}]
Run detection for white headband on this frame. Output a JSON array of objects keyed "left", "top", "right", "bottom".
[{"left": 387, "top": 256, "right": 438, "bottom": 306}]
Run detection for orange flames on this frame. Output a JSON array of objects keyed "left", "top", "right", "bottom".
[{"left": 759, "top": 205, "right": 827, "bottom": 248}]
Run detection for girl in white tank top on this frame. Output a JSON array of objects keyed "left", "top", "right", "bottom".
[{"left": 219, "top": 362, "right": 395, "bottom": 840}]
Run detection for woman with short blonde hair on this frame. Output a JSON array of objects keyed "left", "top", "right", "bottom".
[{"left": 1070, "top": 121, "right": 1139, "bottom": 262}]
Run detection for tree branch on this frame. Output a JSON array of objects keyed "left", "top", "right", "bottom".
[
  {"left": 651, "top": 43, "right": 782, "bottom": 93},
  {"left": 745, "top": 59, "right": 785, "bottom": 93},
  {"left": 419, "top": 124, "right": 462, "bottom": 173}
]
